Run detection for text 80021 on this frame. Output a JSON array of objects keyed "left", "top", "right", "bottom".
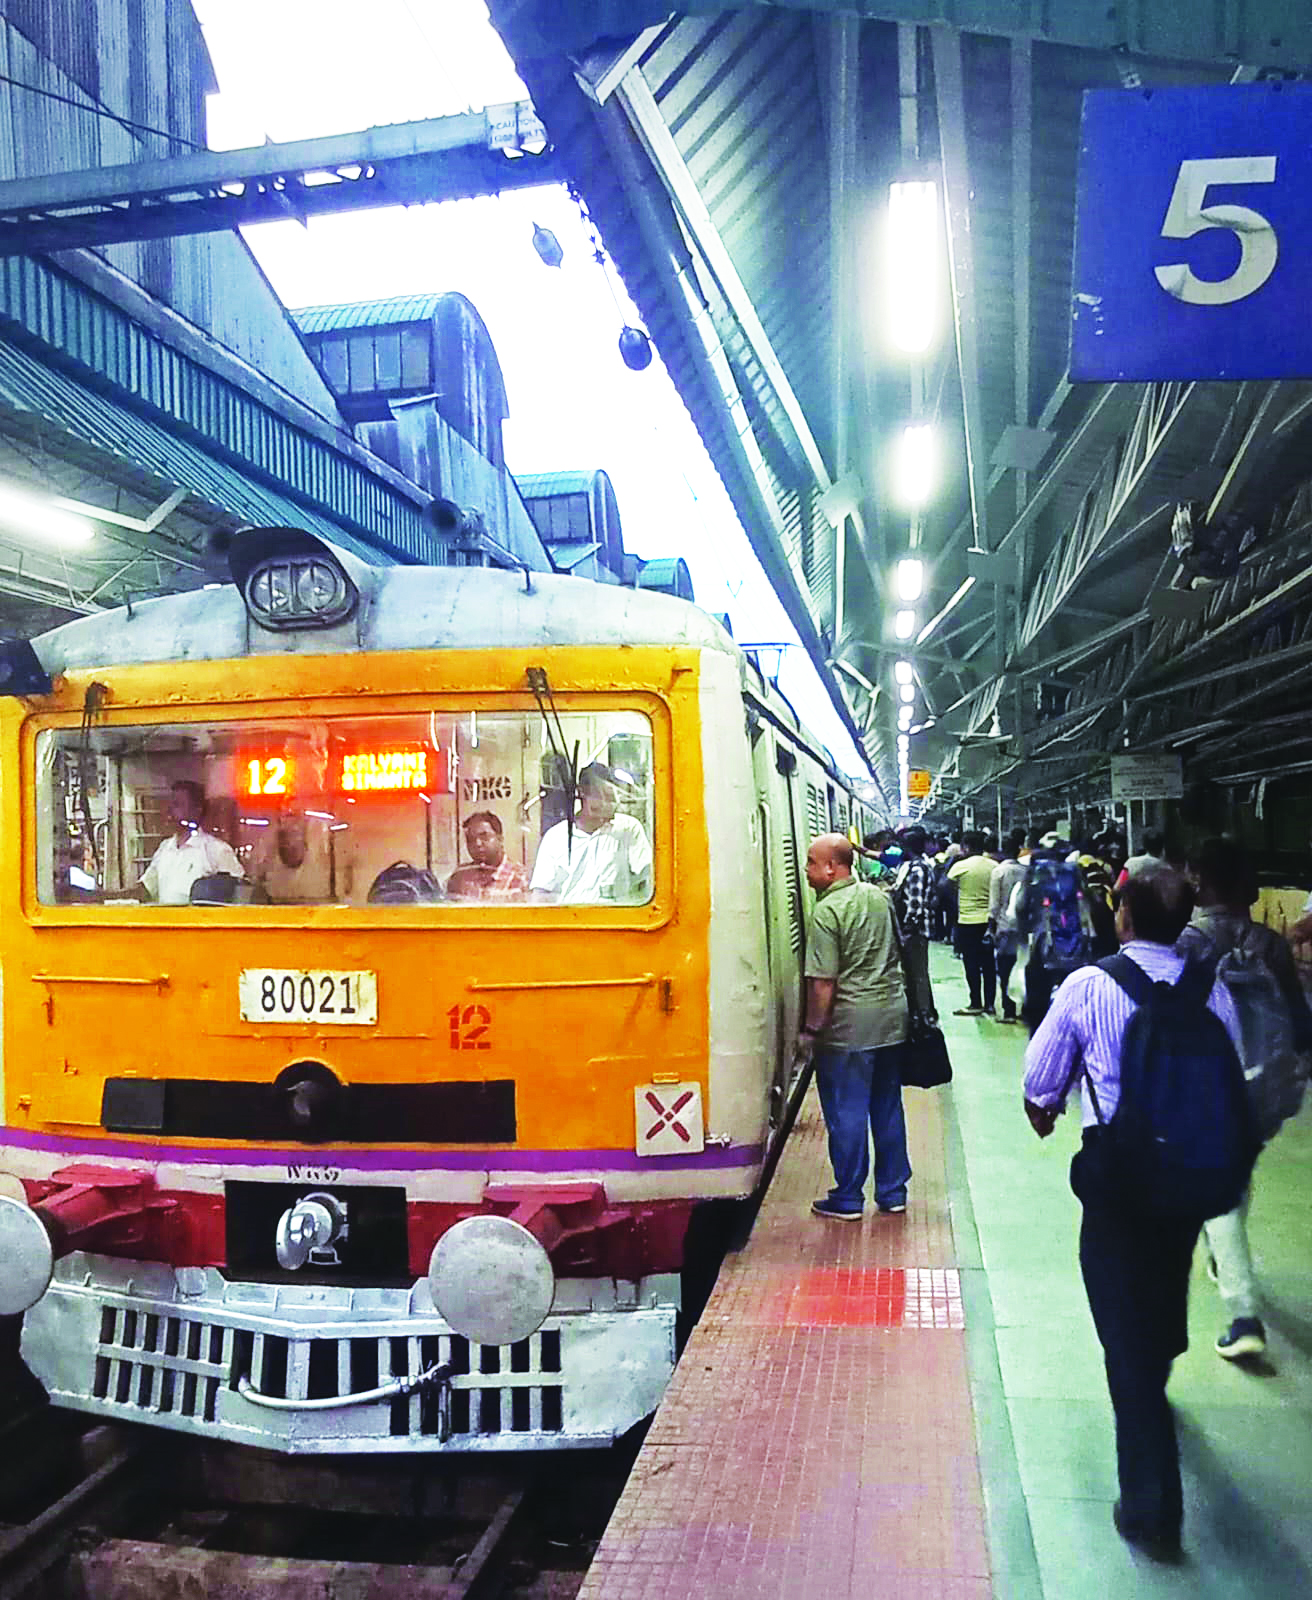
[{"left": 238, "top": 968, "right": 378, "bottom": 1025}]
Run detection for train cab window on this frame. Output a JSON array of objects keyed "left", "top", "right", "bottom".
[{"left": 34, "top": 709, "right": 655, "bottom": 911}]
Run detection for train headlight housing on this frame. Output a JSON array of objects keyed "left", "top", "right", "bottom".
[{"left": 246, "top": 552, "right": 356, "bottom": 630}]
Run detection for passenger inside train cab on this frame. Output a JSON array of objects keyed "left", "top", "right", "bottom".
[
  {"left": 251, "top": 810, "right": 336, "bottom": 904},
  {"left": 36, "top": 707, "right": 655, "bottom": 910},
  {"left": 529, "top": 762, "right": 653, "bottom": 905},
  {"left": 446, "top": 812, "right": 529, "bottom": 901},
  {"left": 110, "top": 779, "right": 244, "bottom": 905}
]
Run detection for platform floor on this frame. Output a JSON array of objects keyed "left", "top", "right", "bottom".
[{"left": 582, "top": 944, "right": 1312, "bottom": 1599}]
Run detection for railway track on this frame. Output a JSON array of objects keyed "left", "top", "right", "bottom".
[{"left": 0, "top": 1403, "right": 631, "bottom": 1599}]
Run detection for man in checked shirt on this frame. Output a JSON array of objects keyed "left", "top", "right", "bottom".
[
  {"left": 445, "top": 812, "right": 530, "bottom": 900},
  {"left": 1022, "top": 864, "right": 1242, "bottom": 1563},
  {"left": 893, "top": 826, "right": 938, "bottom": 1022}
]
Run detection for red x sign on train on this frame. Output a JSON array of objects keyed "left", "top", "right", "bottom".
[{"left": 644, "top": 1088, "right": 695, "bottom": 1143}]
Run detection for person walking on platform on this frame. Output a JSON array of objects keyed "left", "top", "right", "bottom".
[
  {"left": 1018, "top": 830, "right": 1093, "bottom": 1032},
  {"left": 893, "top": 825, "right": 937, "bottom": 1023},
  {"left": 1022, "top": 865, "right": 1248, "bottom": 1562},
  {"left": 988, "top": 832, "right": 1027, "bottom": 1022},
  {"left": 1179, "top": 838, "right": 1312, "bottom": 1362},
  {"left": 949, "top": 831, "right": 997, "bottom": 1015},
  {"left": 799, "top": 833, "right": 911, "bottom": 1220}
]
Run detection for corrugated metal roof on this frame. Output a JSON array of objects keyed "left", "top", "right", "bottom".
[
  {"left": 292, "top": 295, "right": 447, "bottom": 335},
  {"left": 0, "top": 254, "right": 435, "bottom": 561},
  {"left": 490, "top": 5, "right": 1312, "bottom": 813},
  {"left": 515, "top": 471, "right": 595, "bottom": 498},
  {"left": 0, "top": 338, "right": 385, "bottom": 565},
  {"left": 492, "top": 0, "right": 1312, "bottom": 71}
]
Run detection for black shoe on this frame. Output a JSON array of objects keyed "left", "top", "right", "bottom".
[
  {"left": 811, "top": 1198, "right": 863, "bottom": 1220},
  {"left": 1113, "top": 1501, "right": 1183, "bottom": 1563},
  {"left": 1215, "top": 1317, "right": 1266, "bottom": 1360}
]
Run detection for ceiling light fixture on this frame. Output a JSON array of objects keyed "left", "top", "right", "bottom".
[
  {"left": 894, "top": 609, "right": 916, "bottom": 639},
  {"left": 894, "top": 557, "right": 925, "bottom": 604},
  {"left": 0, "top": 482, "right": 94, "bottom": 547},
  {"left": 892, "top": 424, "right": 937, "bottom": 510},
  {"left": 886, "top": 180, "right": 941, "bottom": 354}
]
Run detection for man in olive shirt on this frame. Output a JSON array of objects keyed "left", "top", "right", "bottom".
[
  {"left": 948, "top": 829, "right": 997, "bottom": 1015},
  {"left": 801, "top": 834, "right": 911, "bottom": 1219}
]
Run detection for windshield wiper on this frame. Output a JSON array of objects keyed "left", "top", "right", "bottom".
[{"left": 526, "top": 666, "right": 578, "bottom": 855}]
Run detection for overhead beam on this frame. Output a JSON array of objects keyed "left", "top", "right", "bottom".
[
  {"left": 932, "top": 26, "right": 991, "bottom": 556},
  {"left": 613, "top": 70, "right": 833, "bottom": 489},
  {"left": 590, "top": 94, "right": 889, "bottom": 802},
  {"left": 822, "top": 12, "right": 861, "bottom": 649},
  {"left": 0, "top": 106, "right": 562, "bottom": 254}
]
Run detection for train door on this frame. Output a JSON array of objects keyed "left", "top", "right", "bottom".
[
  {"left": 750, "top": 728, "right": 806, "bottom": 1127},
  {"left": 774, "top": 744, "right": 811, "bottom": 1122}
]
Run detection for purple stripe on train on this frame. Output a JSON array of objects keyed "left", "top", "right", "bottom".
[{"left": 0, "top": 1126, "right": 764, "bottom": 1173}]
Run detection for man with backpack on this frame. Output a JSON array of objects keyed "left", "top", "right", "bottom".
[
  {"left": 1022, "top": 865, "right": 1255, "bottom": 1562},
  {"left": 1016, "top": 830, "right": 1095, "bottom": 1032},
  {"left": 1178, "top": 838, "right": 1312, "bottom": 1362}
]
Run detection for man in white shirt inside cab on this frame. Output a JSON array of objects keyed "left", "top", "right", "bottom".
[
  {"left": 136, "top": 779, "right": 244, "bottom": 905},
  {"left": 530, "top": 762, "right": 652, "bottom": 904}
]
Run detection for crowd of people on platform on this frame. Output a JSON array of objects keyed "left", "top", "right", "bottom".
[{"left": 796, "top": 813, "right": 1312, "bottom": 1563}]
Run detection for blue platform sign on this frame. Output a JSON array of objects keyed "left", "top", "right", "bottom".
[{"left": 1071, "top": 84, "right": 1312, "bottom": 381}]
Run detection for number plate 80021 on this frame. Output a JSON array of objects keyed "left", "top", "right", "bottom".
[{"left": 238, "top": 969, "right": 377, "bottom": 1025}]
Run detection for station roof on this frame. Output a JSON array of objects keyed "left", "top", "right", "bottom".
[
  {"left": 292, "top": 295, "right": 449, "bottom": 335},
  {"left": 515, "top": 471, "right": 598, "bottom": 499},
  {"left": 489, "top": 2, "right": 1312, "bottom": 816}
]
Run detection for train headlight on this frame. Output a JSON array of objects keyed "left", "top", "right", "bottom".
[
  {"left": 428, "top": 1216, "right": 555, "bottom": 1347},
  {"left": 246, "top": 553, "right": 356, "bottom": 630},
  {"left": 0, "top": 1194, "right": 54, "bottom": 1316}
]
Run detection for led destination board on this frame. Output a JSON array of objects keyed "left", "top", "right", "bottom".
[
  {"left": 238, "top": 745, "right": 450, "bottom": 800},
  {"left": 339, "top": 747, "right": 436, "bottom": 793}
]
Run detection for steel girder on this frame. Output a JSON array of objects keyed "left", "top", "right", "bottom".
[
  {"left": 0, "top": 108, "right": 562, "bottom": 255},
  {"left": 582, "top": 41, "right": 895, "bottom": 801},
  {"left": 943, "top": 384, "right": 1312, "bottom": 801}
]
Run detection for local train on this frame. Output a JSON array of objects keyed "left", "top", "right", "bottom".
[{"left": 0, "top": 525, "right": 878, "bottom": 1453}]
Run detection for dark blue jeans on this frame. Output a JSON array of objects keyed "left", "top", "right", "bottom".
[{"left": 814, "top": 1044, "right": 912, "bottom": 1212}]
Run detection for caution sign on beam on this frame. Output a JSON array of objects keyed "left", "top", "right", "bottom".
[{"left": 907, "top": 769, "right": 932, "bottom": 800}]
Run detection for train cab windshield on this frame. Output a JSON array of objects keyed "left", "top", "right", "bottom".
[{"left": 34, "top": 708, "right": 655, "bottom": 910}]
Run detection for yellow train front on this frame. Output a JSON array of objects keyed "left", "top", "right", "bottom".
[{"left": 0, "top": 527, "right": 847, "bottom": 1454}]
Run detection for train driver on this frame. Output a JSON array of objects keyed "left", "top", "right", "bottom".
[
  {"left": 446, "top": 811, "right": 530, "bottom": 901},
  {"left": 137, "top": 779, "right": 244, "bottom": 905},
  {"left": 529, "top": 763, "right": 652, "bottom": 904}
]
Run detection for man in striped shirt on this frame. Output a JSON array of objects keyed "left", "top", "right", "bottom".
[{"left": 1023, "top": 864, "right": 1241, "bottom": 1562}]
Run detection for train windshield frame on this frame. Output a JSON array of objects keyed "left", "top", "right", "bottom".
[{"left": 32, "top": 702, "right": 658, "bottom": 915}]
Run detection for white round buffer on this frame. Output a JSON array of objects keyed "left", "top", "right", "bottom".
[
  {"left": 428, "top": 1214, "right": 555, "bottom": 1347},
  {"left": 0, "top": 1194, "right": 55, "bottom": 1317}
]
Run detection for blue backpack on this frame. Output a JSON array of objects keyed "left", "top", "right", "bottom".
[
  {"left": 1080, "top": 955, "right": 1260, "bottom": 1220},
  {"left": 1023, "top": 855, "right": 1094, "bottom": 972}
]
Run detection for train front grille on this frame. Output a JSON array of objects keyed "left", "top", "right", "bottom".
[
  {"left": 24, "top": 1253, "right": 676, "bottom": 1453},
  {"left": 90, "top": 1305, "right": 564, "bottom": 1440}
]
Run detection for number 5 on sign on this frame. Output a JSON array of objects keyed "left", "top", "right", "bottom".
[{"left": 1155, "top": 157, "right": 1277, "bottom": 307}]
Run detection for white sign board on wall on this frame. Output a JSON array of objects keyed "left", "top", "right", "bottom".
[{"left": 1110, "top": 753, "right": 1184, "bottom": 803}]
